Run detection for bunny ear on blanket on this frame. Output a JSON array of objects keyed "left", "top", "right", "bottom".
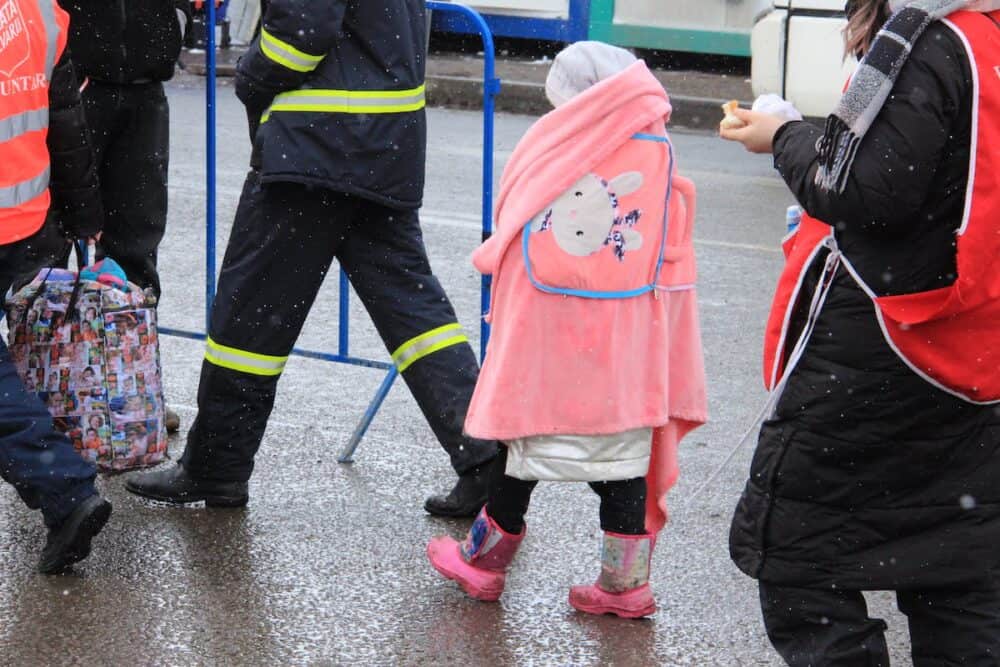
[
  {"left": 622, "top": 228, "right": 644, "bottom": 251},
  {"left": 608, "top": 171, "right": 644, "bottom": 197}
]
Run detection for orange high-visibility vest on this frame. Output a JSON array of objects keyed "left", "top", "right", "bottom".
[
  {"left": 0, "top": 0, "right": 70, "bottom": 245},
  {"left": 763, "top": 10, "right": 1000, "bottom": 404}
]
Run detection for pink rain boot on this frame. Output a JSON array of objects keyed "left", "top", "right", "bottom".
[
  {"left": 426, "top": 506, "right": 524, "bottom": 602},
  {"left": 569, "top": 531, "right": 656, "bottom": 618}
]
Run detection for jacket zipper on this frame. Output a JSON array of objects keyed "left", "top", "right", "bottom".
[{"left": 119, "top": 0, "right": 128, "bottom": 83}]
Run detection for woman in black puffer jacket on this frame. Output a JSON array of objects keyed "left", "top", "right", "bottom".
[{"left": 721, "top": 0, "right": 1000, "bottom": 664}]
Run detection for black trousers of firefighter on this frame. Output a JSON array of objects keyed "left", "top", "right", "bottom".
[{"left": 180, "top": 173, "right": 497, "bottom": 482}]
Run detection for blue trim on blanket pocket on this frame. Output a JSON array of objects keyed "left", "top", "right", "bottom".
[{"left": 521, "top": 132, "right": 676, "bottom": 300}]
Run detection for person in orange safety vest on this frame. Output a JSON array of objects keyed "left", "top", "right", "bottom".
[{"left": 0, "top": 0, "right": 111, "bottom": 575}]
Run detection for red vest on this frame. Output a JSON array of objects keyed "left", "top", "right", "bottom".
[
  {"left": 0, "top": 0, "right": 69, "bottom": 245},
  {"left": 763, "top": 10, "right": 1000, "bottom": 404}
]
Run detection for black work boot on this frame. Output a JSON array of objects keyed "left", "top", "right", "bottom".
[
  {"left": 424, "top": 462, "right": 490, "bottom": 518},
  {"left": 124, "top": 465, "right": 248, "bottom": 507},
  {"left": 38, "top": 494, "right": 112, "bottom": 574}
]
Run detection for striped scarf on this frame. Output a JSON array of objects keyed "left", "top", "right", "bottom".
[{"left": 815, "top": 0, "right": 970, "bottom": 192}]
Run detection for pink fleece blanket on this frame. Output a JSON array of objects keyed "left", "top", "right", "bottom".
[{"left": 465, "top": 61, "right": 707, "bottom": 533}]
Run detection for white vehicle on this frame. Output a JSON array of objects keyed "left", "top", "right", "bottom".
[{"left": 751, "top": 0, "right": 858, "bottom": 117}]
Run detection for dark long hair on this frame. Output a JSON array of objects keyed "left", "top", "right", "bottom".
[{"left": 844, "top": 0, "right": 892, "bottom": 58}]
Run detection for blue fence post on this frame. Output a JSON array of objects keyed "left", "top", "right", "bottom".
[
  {"left": 337, "top": 367, "right": 398, "bottom": 464},
  {"left": 205, "top": 0, "right": 218, "bottom": 328},
  {"left": 426, "top": 1, "right": 499, "bottom": 362},
  {"left": 338, "top": 270, "right": 350, "bottom": 357},
  {"left": 478, "top": 14, "right": 499, "bottom": 362}
]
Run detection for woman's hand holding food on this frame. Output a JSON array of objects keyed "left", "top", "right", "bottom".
[{"left": 719, "top": 102, "right": 793, "bottom": 155}]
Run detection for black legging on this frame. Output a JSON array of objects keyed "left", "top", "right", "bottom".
[{"left": 485, "top": 445, "right": 647, "bottom": 535}]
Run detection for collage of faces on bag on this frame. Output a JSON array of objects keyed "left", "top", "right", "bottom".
[{"left": 7, "top": 269, "right": 168, "bottom": 472}]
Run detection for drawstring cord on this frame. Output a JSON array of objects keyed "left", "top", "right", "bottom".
[{"left": 690, "top": 238, "right": 842, "bottom": 502}]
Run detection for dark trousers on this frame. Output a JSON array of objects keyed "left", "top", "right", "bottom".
[
  {"left": 759, "top": 582, "right": 1000, "bottom": 666},
  {"left": 180, "top": 174, "right": 496, "bottom": 482},
  {"left": 82, "top": 81, "right": 169, "bottom": 299},
  {"left": 485, "top": 445, "right": 647, "bottom": 535},
  {"left": 0, "top": 239, "right": 97, "bottom": 528}
]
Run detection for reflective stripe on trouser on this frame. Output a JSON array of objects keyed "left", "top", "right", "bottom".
[
  {"left": 204, "top": 336, "right": 288, "bottom": 376},
  {"left": 259, "top": 28, "right": 324, "bottom": 73},
  {"left": 180, "top": 175, "right": 497, "bottom": 482},
  {"left": 392, "top": 323, "right": 469, "bottom": 373},
  {"left": 260, "top": 85, "right": 425, "bottom": 122}
]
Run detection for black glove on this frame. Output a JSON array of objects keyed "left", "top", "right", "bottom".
[
  {"left": 235, "top": 82, "right": 271, "bottom": 143},
  {"left": 54, "top": 190, "right": 104, "bottom": 240},
  {"left": 245, "top": 105, "right": 264, "bottom": 143},
  {"left": 235, "top": 54, "right": 278, "bottom": 142}
]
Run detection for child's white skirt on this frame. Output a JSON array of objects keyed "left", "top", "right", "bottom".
[{"left": 504, "top": 427, "right": 653, "bottom": 482}]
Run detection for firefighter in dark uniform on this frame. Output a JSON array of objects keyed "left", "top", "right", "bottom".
[{"left": 125, "top": 0, "right": 497, "bottom": 516}]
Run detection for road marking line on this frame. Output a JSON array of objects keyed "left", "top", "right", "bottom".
[
  {"left": 165, "top": 197, "right": 781, "bottom": 255},
  {"left": 682, "top": 169, "right": 788, "bottom": 188},
  {"left": 695, "top": 238, "right": 782, "bottom": 254}
]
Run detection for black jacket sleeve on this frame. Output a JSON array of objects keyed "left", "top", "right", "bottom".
[
  {"left": 46, "top": 52, "right": 103, "bottom": 239},
  {"left": 235, "top": 0, "right": 347, "bottom": 120},
  {"left": 772, "top": 23, "right": 970, "bottom": 237}
]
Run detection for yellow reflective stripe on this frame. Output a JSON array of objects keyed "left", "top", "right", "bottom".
[
  {"left": 392, "top": 323, "right": 468, "bottom": 373},
  {"left": 260, "top": 28, "right": 324, "bottom": 73},
  {"left": 204, "top": 337, "right": 288, "bottom": 377},
  {"left": 260, "top": 85, "right": 426, "bottom": 122},
  {"left": 276, "top": 87, "right": 426, "bottom": 100},
  {"left": 391, "top": 323, "right": 462, "bottom": 363}
]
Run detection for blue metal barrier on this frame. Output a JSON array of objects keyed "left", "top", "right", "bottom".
[
  {"left": 429, "top": 0, "right": 501, "bottom": 363},
  {"left": 155, "top": 1, "right": 500, "bottom": 464}
]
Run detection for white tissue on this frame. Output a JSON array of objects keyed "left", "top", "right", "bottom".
[{"left": 751, "top": 94, "right": 804, "bottom": 122}]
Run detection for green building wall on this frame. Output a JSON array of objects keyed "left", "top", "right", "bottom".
[{"left": 587, "top": 0, "right": 752, "bottom": 56}]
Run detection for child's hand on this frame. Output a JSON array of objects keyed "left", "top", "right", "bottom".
[{"left": 719, "top": 107, "right": 790, "bottom": 154}]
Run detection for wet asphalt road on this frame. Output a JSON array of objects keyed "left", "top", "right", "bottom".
[{"left": 0, "top": 76, "right": 916, "bottom": 665}]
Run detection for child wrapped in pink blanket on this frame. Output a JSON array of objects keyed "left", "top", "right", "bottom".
[{"left": 427, "top": 42, "right": 707, "bottom": 618}]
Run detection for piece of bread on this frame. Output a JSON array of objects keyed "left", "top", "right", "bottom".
[{"left": 720, "top": 100, "right": 746, "bottom": 130}]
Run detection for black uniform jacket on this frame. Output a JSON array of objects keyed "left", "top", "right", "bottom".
[
  {"left": 729, "top": 21, "right": 1000, "bottom": 591},
  {"left": 61, "top": 0, "right": 189, "bottom": 84},
  {"left": 235, "top": 0, "right": 427, "bottom": 209}
]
